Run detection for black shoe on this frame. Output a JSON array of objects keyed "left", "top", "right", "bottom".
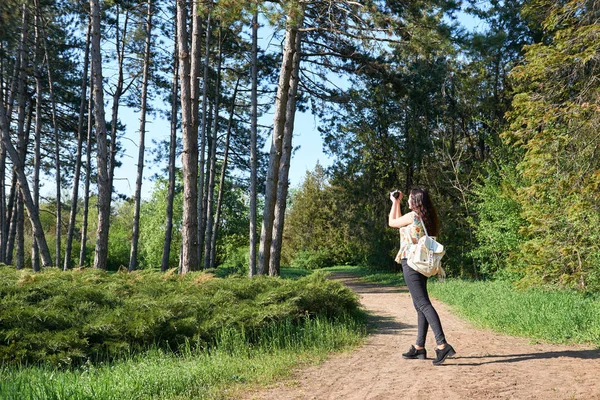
[
  {"left": 432, "top": 344, "right": 456, "bottom": 365},
  {"left": 402, "top": 345, "right": 427, "bottom": 360}
]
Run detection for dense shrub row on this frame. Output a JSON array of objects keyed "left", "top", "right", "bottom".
[{"left": 0, "top": 266, "right": 362, "bottom": 366}]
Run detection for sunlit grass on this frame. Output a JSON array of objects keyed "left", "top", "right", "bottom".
[
  {"left": 427, "top": 279, "right": 600, "bottom": 345},
  {"left": 0, "top": 315, "right": 366, "bottom": 400}
]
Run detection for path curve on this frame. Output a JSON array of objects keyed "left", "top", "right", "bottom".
[{"left": 243, "top": 273, "right": 600, "bottom": 400}]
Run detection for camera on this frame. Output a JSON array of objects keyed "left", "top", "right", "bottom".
[{"left": 391, "top": 190, "right": 401, "bottom": 199}]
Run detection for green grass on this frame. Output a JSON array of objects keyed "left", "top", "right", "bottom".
[
  {"left": 427, "top": 279, "right": 600, "bottom": 345},
  {"left": 322, "top": 266, "right": 600, "bottom": 346},
  {"left": 0, "top": 315, "right": 366, "bottom": 400},
  {"left": 280, "top": 267, "right": 313, "bottom": 280}
]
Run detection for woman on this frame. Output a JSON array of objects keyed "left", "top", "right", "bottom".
[{"left": 388, "top": 188, "right": 456, "bottom": 365}]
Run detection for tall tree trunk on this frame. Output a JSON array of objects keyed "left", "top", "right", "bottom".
[
  {"left": 90, "top": 0, "right": 111, "bottom": 270},
  {"left": 177, "top": 0, "right": 199, "bottom": 273},
  {"left": 162, "top": 28, "right": 179, "bottom": 273},
  {"left": 248, "top": 8, "right": 258, "bottom": 277},
  {"left": 31, "top": 9, "right": 44, "bottom": 272},
  {"left": 0, "top": 141, "right": 5, "bottom": 263},
  {"left": 65, "top": 22, "right": 91, "bottom": 270},
  {"left": 0, "top": 49, "right": 6, "bottom": 260},
  {"left": 257, "top": 12, "right": 302, "bottom": 275},
  {"left": 79, "top": 79, "right": 94, "bottom": 268},
  {"left": 210, "top": 76, "right": 239, "bottom": 270},
  {"left": 129, "top": 0, "right": 152, "bottom": 272},
  {"left": 40, "top": 20, "right": 63, "bottom": 270},
  {"left": 20, "top": 104, "right": 33, "bottom": 270},
  {"left": 3, "top": 175, "right": 17, "bottom": 263},
  {"left": 201, "top": 101, "right": 213, "bottom": 264},
  {"left": 15, "top": 191, "right": 24, "bottom": 270},
  {"left": 4, "top": 4, "right": 26, "bottom": 126},
  {"left": 0, "top": 106, "right": 53, "bottom": 267},
  {"left": 0, "top": 154, "right": 5, "bottom": 263},
  {"left": 269, "top": 27, "right": 303, "bottom": 277},
  {"left": 8, "top": 5, "right": 30, "bottom": 267},
  {"left": 5, "top": 194, "right": 17, "bottom": 265},
  {"left": 189, "top": 0, "right": 203, "bottom": 269},
  {"left": 108, "top": 6, "right": 130, "bottom": 196},
  {"left": 203, "top": 28, "right": 221, "bottom": 270},
  {"left": 197, "top": 11, "right": 212, "bottom": 265},
  {"left": 0, "top": 44, "right": 5, "bottom": 261}
]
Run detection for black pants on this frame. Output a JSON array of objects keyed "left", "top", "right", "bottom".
[{"left": 402, "top": 259, "right": 447, "bottom": 347}]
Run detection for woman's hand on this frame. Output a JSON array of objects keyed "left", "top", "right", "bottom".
[{"left": 390, "top": 190, "right": 403, "bottom": 202}]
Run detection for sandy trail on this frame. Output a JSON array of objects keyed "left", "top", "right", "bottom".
[{"left": 242, "top": 274, "right": 600, "bottom": 400}]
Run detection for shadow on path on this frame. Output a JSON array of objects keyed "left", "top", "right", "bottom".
[
  {"left": 454, "top": 349, "right": 600, "bottom": 366},
  {"left": 366, "top": 314, "right": 414, "bottom": 335}
]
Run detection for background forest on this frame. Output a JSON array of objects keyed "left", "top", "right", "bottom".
[{"left": 0, "top": 0, "right": 599, "bottom": 290}]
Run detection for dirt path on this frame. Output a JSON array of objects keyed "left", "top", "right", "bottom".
[{"left": 242, "top": 274, "right": 600, "bottom": 400}]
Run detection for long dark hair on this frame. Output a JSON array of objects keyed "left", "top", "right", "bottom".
[{"left": 410, "top": 188, "right": 439, "bottom": 237}]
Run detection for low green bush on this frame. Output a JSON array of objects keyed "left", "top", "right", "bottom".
[
  {"left": 0, "top": 266, "right": 362, "bottom": 367},
  {"left": 291, "top": 249, "right": 336, "bottom": 270}
]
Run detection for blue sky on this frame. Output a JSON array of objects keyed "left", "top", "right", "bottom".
[{"left": 75, "top": 6, "right": 486, "bottom": 201}]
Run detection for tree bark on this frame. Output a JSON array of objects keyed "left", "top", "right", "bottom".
[
  {"left": 0, "top": 105, "right": 53, "bottom": 267},
  {"left": 0, "top": 9, "right": 27, "bottom": 264},
  {"left": 44, "top": 41, "right": 62, "bottom": 271},
  {"left": 108, "top": 6, "right": 130, "bottom": 196},
  {"left": 15, "top": 191, "right": 24, "bottom": 270},
  {"left": 197, "top": 10, "right": 212, "bottom": 265},
  {"left": 210, "top": 76, "right": 239, "bottom": 270},
  {"left": 177, "top": 0, "right": 199, "bottom": 273},
  {"left": 0, "top": 141, "right": 5, "bottom": 263},
  {"left": 90, "top": 0, "right": 111, "bottom": 270},
  {"left": 5, "top": 193, "right": 17, "bottom": 265},
  {"left": 248, "top": 8, "right": 258, "bottom": 278},
  {"left": 269, "top": 26, "right": 303, "bottom": 276},
  {"left": 258, "top": 11, "right": 302, "bottom": 275},
  {"left": 203, "top": 28, "right": 222, "bottom": 270},
  {"left": 129, "top": 0, "right": 153, "bottom": 272},
  {"left": 3, "top": 175, "right": 17, "bottom": 263},
  {"left": 31, "top": 9, "right": 45, "bottom": 272},
  {"left": 162, "top": 23, "right": 178, "bottom": 273},
  {"left": 79, "top": 77, "right": 94, "bottom": 268},
  {"left": 0, "top": 9, "right": 27, "bottom": 262},
  {"left": 64, "top": 22, "right": 91, "bottom": 270},
  {"left": 34, "top": 0, "right": 65, "bottom": 269},
  {"left": 8, "top": 5, "right": 31, "bottom": 267}
]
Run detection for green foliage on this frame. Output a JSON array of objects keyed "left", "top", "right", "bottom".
[
  {"left": 106, "top": 202, "right": 134, "bottom": 271},
  {"left": 283, "top": 165, "right": 362, "bottom": 268},
  {"left": 138, "top": 178, "right": 183, "bottom": 270},
  {"left": 0, "top": 266, "right": 362, "bottom": 367},
  {"left": 291, "top": 249, "right": 336, "bottom": 270},
  {"left": 503, "top": 0, "right": 600, "bottom": 289},
  {"left": 469, "top": 160, "right": 527, "bottom": 280},
  {"left": 218, "top": 242, "right": 250, "bottom": 275}
]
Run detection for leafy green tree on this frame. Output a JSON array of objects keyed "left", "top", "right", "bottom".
[
  {"left": 469, "top": 156, "right": 527, "bottom": 280},
  {"left": 504, "top": 0, "right": 600, "bottom": 289},
  {"left": 139, "top": 177, "right": 183, "bottom": 270}
]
